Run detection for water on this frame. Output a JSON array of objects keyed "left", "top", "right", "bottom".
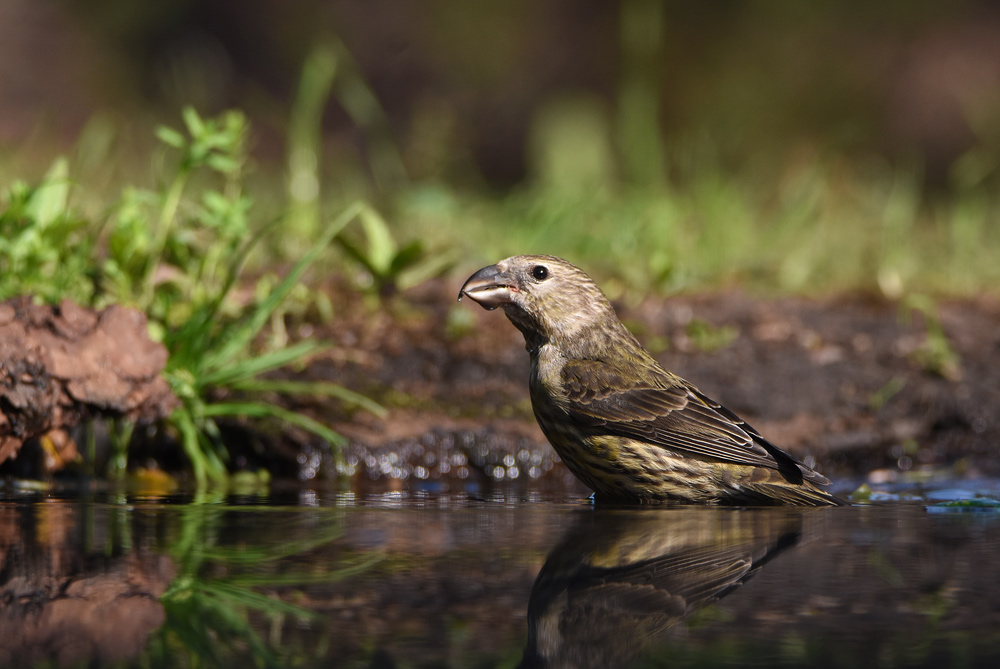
[{"left": 1, "top": 489, "right": 998, "bottom": 668}]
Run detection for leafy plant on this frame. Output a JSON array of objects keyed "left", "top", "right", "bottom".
[
  {"left": 102, "top": 108, "right": 252, "bottom": 329},
  {"left": 163, "top": 200, "right": 386, "bottom": 484},
  {"left": 0, "top": 157, "right": 95, "bottom": 303},
  {"left": 335, "top": 204, "right": 454, "bottom": 295},
  {"left": 138, "top": 110, "right": 386, "bottom": 484},
  {"left": 0, "top": 108, "right": 389, "bottom": 485}
]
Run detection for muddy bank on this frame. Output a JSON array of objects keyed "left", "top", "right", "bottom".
[
  {"left": 298, "top": 281, "right": 1000, "bottom": 491},
  {"left": 0, "top": 298, "right": 176, "bottom": 469}
]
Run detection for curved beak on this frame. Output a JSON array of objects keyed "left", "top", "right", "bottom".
[{"left": 458, "top": 264, "right": 513, "bottom": 310}]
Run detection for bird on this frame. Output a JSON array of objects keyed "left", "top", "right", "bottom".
[{"left": 458, "top": 254, "right": 846, "bottom": 506}]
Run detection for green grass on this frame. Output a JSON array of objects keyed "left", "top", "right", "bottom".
[{"left": 396, "top": 153, "right": 1000, "bottom": 299}]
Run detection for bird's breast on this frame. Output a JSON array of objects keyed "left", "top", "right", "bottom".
[{"left": 529, "top": 346, "right": 570, "bottom": 409}]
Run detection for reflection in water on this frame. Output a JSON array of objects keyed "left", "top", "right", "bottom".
[
  {"left": 150, "top": 502, "right": 372, "bottom": 667},
  {"left": 519, "top": 508, "right": 809, "bottom": 669},
  {"left": 0, "top": 495, "right": 998, "bottom": 667},
  {"left": 0, "top": 497, "right": 367, "bottom": 668},
  {"left": 0, "top": 500, "right": 173, "bottom": 667}
]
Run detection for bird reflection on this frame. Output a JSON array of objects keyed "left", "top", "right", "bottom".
[{"left": 519, "top": 507, "right": 809, "bottom": 669}]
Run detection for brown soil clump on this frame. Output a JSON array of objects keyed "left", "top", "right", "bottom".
[{"left": 0, "top": 298, "right": 177, "bottom": 467}]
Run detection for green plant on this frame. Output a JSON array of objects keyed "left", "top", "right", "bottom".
[
  {"left": 163, "top": 200, "right": 386, "bottom": 484},
  {"left": 335, "top": 203, "right": 454, "bottom": 295},
  {"left": 902, "top": 294, "right": 961, "bottom": 381},
  {"left": 102, "top": 108, "right": 251, "bottom": 328},
  {"left": 138, "top": 109, "right": 387, "bottom": 484},
  {"left": 0, "top": 157, "right": 95, "bottom": 303},
  {"left": 286, "top": 40, "right": 451, "bottom": 299},
  {"left": 0, "top": 107, "right": 388, "bottom": 485}
]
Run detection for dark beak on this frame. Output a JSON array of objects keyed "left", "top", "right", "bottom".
[{"left": 458, "top": 264, "right": 513, "bottom": 310}]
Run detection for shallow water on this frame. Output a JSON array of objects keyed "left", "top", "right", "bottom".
[{"left": 1, "top": 487, "right": 998, "bottom": 668}]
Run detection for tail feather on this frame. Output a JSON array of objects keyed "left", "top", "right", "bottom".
[{"left": 741, "top": 482, "right": 848, "bottom": 507}]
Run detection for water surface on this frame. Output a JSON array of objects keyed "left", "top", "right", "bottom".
[{"left": 1, "top": 489, "right": 998, "bottom": 668}]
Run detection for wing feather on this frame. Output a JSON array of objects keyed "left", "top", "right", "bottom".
[{"left": 561, "top": 358, "right": 828, "bottom": 485}]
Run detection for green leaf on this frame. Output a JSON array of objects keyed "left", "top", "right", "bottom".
[
  {"left": 171, "top": 407, "right": 228, "bottom": 485},
  {"left": 25, "top": 157, "right": 70, "bottom": 227},
  {"left": 156, "top": 126, "right": 187, "bottom": 149},
  {"left": 397, "top": 249, "right": 456, "bottom": 291},
  {"left": 200, "top": 339, "right": 330, "bottom": 387},
  {"left": 228, "top": 379, "right": 386, "bottom": 417},
  {"left": 182, "top": 106, "right": 205, "bottom": 138},
  {"left": 201, "top": 201, "right": 365, "bottom": 370},
  {"left": 389, "top": 239, "right": 424, "bottom": 274},
  {"left": 201, "top": 401, "right": 346, "bottom": 446},
  {"left": 334, "top": 233, "right": 378, "bottom": 276},
  {"left": 200, "top": 581, "right": 323, "bottom": 621},
  {"left": 206, "top": 153, "right": 239, "bottom": 174},
  {"left": 356, "top": 205, "right": 396, "bottom": 274}
]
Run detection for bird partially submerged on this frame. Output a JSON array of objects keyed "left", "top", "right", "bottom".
[{"left": 460, "top": 254, "right": 846, "bottom": 506}]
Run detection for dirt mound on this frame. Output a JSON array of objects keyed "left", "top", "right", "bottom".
[{"left": 0, "top": 298, "right": 177, "bottom": 466}]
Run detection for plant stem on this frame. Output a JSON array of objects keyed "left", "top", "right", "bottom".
[{"left": 143, "top": 169, "right": 190, "bottom": 308}]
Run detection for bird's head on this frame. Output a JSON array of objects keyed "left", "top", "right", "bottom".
[{"left": 459, "top": 255, "right": 626, "bottom": 354}]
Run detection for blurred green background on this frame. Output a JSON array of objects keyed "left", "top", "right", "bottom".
[{"left": 3, "top": 0, "right": 1000, "bottom": 295}]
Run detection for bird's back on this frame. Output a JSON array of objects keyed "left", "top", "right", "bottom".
[{"left": 529, "top": 345, "right": 844, "bottom": 506}]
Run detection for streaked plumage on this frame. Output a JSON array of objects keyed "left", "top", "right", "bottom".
[{"left": 459, "top": 254, "right": 846, "bottom": 506}]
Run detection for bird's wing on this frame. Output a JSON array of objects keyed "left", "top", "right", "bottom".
[{"left": 561, "top": 358, "right": 825, "bottom": 482}]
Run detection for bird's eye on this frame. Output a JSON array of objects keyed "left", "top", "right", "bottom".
[{"left": 531, "top": 265, "right": 549, "bottom": 281}]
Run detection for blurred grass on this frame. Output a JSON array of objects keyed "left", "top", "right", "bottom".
[
  {"left": 398, "top": 146, "right": 1000, "bottom": 299},
  {"left": 8, "top": 98, "right": 997, "bottom": 308},
  {"left": 394, "top": 0, "right": 1000, "bottom": 300},
  {"left": 13, "top": 107, "right": 998, "bottom": 306},
  {"left": 5, "top": 11, "right": 1000, "bottom": 304}
]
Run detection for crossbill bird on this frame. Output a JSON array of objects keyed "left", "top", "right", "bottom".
[{"left": 459, "top": 255, "right": 845, "bottom": 506}]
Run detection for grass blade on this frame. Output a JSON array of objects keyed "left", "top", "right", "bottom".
[
  {"left": 200, "top": 581, "right": 324, "bottom": 621},
  {"left": 203, "top": 201, "right": 366, "bottom": 370},
  {"left": 172, "top": 407, "right": 228, "bottom": 485},
  {"left": 200, "top": 339, "right": 330, "bottom": 387},
  {"left": 227, "top": 379, "right": 386, "bottom": 417},
  {"left": 202, "top": 401, "right": 347, "bottom": 446}
]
